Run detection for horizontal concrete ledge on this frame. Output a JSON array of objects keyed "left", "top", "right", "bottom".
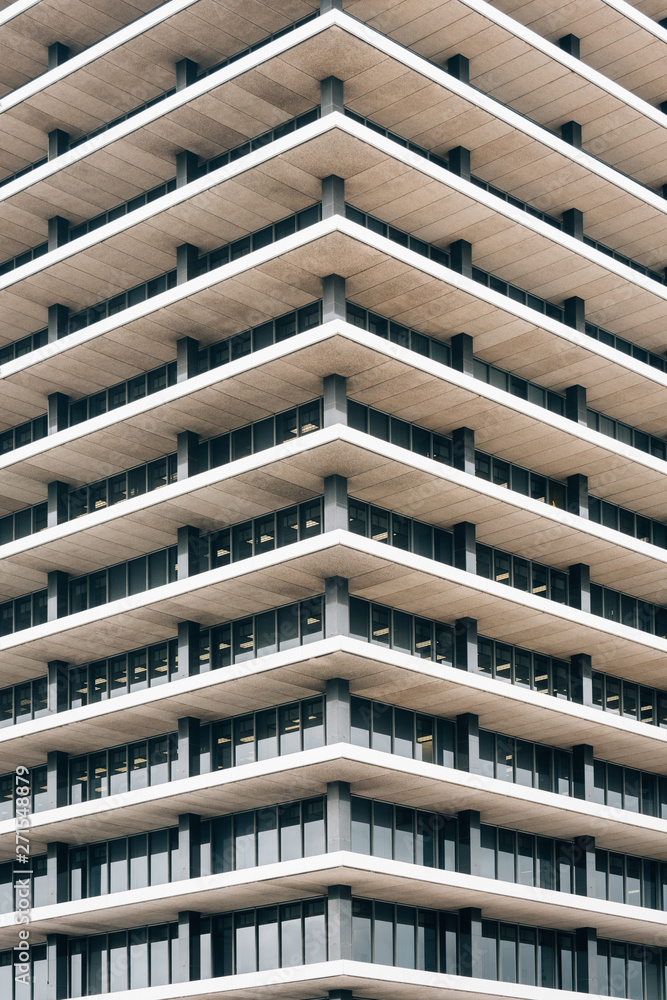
[
  {"left": 0, "top": 744, "right": 666, "bottom": 863},
  {"left": 2, "top": 113, "right": 666, "bottom": 341},
  {"left": 2, "top": 528, "right": 667, "bottom": 683},
  {"left": 4, "top": 266, "right": 667, "bottom": 519},
  {"left": 1, "top": 423, "right": 666, "bottom": 606},
  {"left": 0, "top": 958, "right": 603, "bottom": 1000},
  {"left": 0, "top": 851, "right": 664, "bottom": 947},
  {"left": 1, "top": 9, "right": 665, "bottom": 273},
  {"left": 3, "top": 628, "right": 667, "bottom": 773}
]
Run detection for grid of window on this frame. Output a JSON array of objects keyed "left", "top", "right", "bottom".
[
  {"left": 349, "top": 596, "right": 454, "bottom": 665},
  {"left": 201, "top": 899, "right": 327, "bottom": 978},
  {"left": 65, "top": 204, "right": 321, "bottom": 337},
  {"left": 343, "top": 109, "right": 666, "bottom": 292},
  {"left": 478, "top": 729, "right": 572, "bottom": 795},
  {"left": 198, "top": 301, "right": 322, "bottom": 374},
  {"left": 350, "top": 697, "right": 454, "bottom": 766},
  {"left": 0, "top": 597, "right": 324, "bottom": 726},
  {"left": 0, "top": 764, "right": 47, "bottom": 819},
  {"left": 68, "top": 828, "right": 179, "bottom": 901},
  {"left": 592, "top": 672, "right": 667, "bottom": 727},
  {"left": 198, "top": 697, "right": 325, "bottom": 773},
  {"left": 66, "top": 452, "right": 177, "bottom": 521},
  {"left": 69, "top": 733, "right": 178, "bottom": 804},
  {"left": 584, "top": 320, "right": 667, "bottom": 371},
  {"left": 478, "top": 541, "right": 667, "bottom": 638},
  {"left": 194, "top": 497, "right": 323, "bottom": 573},
  {"left": 477, "top": 634, "right": 573, "bottom": 698},
  {"left": 0, "top": 413, "right": 46, "bottom": 457},
  {"left": 477, "top": 541, "right": 569, "bottom": 602},
  {"left": 480, "top": 920, "right": 574, "bottom": 989},
  {"left": 592, "top": 759, "right": 667, "bottom": 816},
  {"left": 352, "top": 899, "right": 456, "bottom": 972},
  {"left": 0, "top": 498, "right": 322, "bottom": 636},
  {"left": 348, "top": 398, "right": 453, "bottom": 465},
  {"left": 0, "top": 675, "right": 48, "bottom": 727},
  {"left": 0, "top": 945, "right": 47, "bottom": 999},
  {"left": 0, "top": 854, "right": 47, "bottom": 911},
  {"left": 591, "top": 582, "right": 667, "bottom": 635},
  {"left": 348, "top": 497, "right": 453, "bottom": 562},
  {"left": 69, "top": 921, "right": 179, "bottom": 996},
  {"left": 194, "top": 401, "right": 323, "bottom": 476},
  {"left": 199, "top": 798, "right": 325, "bottom": 875},
  {"left": 66, "top": 545, "right": 178, "bottom": 616}
]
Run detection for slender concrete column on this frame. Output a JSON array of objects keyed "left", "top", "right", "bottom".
[
  {"left": 570, "top": 653, "right": 593, "bottom": 706},
  {"left": 453, "top": 521, "right": 476, "bottom": 574},
  {"left": 562, "top": 208, "right": 584, "bottom": 240},
  {"left": 451, "top": 333, "right": 473, "bottom": 377},
  {"left": 559, "top": 34, "right": 580, "bottom": 58},
  {"left": 562, "top": 120, "right": 582, "bottom": 147},
  {"left": 323, "top": 374, "right": 347, "bottom": 426},
  {"left": 46, "top": 934, "right": 68, "bottom": 999},
  {"left": 565, "top": 384, "right": 587, "bottom": 424},
  {"left": 177, "top": 621, "right": 201, "bottom": 679},
  {"left": 178, "top": 813, "right": 201, "bottom": 880},
  {"left": 48, "top": 129, "right": 69, "bottom": 160},
  {"left": 323, "top": 475, "right": 348, "bottom": 532},
  {"left": 327, "top": 885, "right": 352, "bottom": 959},
  {"left": 177, "top": 430, "right": 200, "bottom": 480},
  {"left": 327, "top": 780, "right": 351, "bottom": 852},
  {"left": 448, "top": 146, "right": 470, "bottom": 181},
  {"left": 47, "top": 216, "right": 69, "bottom": 252},
  {"left": 48, "top": 392, "right": 69, "bottom": 434},
  {"left": 177, "top": 525, "right": 200, "bottom": 579},
  {"left": 47, "top": 571, "right": 69, "bottom": 621},
  {"left": 322, "top": 175, "right": 345, "bottom": 218},
  {"left": 456, "top": 713, "right": 480, "bottom": 773},
  {"left": 46, "top": 751, "right": 68, "bottom": 810},
  {"left": 569, "top": 562, "right": 591, "bottom": 613},
  {"left": 48, "top": 42, "right": 70, "bottom": 69},
  {"left": 322, "top": 273, "right": 346, "bottom": 322},
  {"left": 47, "top": 481, "right": 69, "bottom": 527},
  {"left": 325, "top": 576, "right": 349, "bottom": 639},
  {"left": 176, "top": 58, "right": 198, "bottom": 90},
  {"left": 325, "top": 678, "right": 350, "bottom": 744},
  {"left": 176, "top": 150, "right": 199, "bottom": 187},
  {"left": 572, "top": 744, "right": 595, "bottom": 801},
  {"left": 178, "top": 910, "right": 201, "bottom": 982},
  {"left": 450, "top": 239, "right": 472, "bottom": 279},
  {"left": 47, "top": 660, "right": 69, "bottom": 713},
  {"left": 48, "top": 303, "right": 69, "bottom": 343},
  {"left": 457, "top": 810, "right": 481, "bottom": 876},
  {"left": 455, "top": 617, "right": 478, "bottom": 671},
  {"left": 452, "top": 426, "right": 475, "bottom": 477},
  {"left": 564, "top": 295, "right": 586, "bottom": 332},
  {"left": 177, "top": 336, "right": 200, "bottom": 382},
  {"left": 572, "top": 834, "right": 596, "bottom": 896},
  {"left": 447, "top": 54, "right": 469, "bottom": 83},
  {"left": 575, "top": 926, "right": 598, "bottom": 994},
  {"left": 177, "top": 243, "right": 199, "bottom": 284},
  {"left": 567, "top": 474, "right": 589, "bottom": 518},
  {"left": 321, "top": 75, "right": 344, "bottom": 114},
  {"left": 47, "top": 842, "right": 69, "bottom": 903},
  {"left": 458, "top": 906, "right": 482, "bottom": 976},
  {"left": 174, "top": 717, "right": 201, "bottom": 781}
]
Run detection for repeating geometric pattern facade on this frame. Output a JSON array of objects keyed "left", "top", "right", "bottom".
[{"left": 0, "top": 1, "right": 666, "bottom": 998}]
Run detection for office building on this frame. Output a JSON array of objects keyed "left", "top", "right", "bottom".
[{"left": 0, "top": 0, "right": 667, "bottom": 997}]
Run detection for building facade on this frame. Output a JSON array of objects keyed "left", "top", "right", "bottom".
[{"left": 0, "top": 0, "right": 667, "bottom": 997}]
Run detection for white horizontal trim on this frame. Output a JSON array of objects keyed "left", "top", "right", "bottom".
[
  {"left": 1, "top": 742, "right": 665, "bottom": 852},
  {"left": 2, "top": 112, "right": 665, "bottom": 327},
  {"left": 1, "top": 850, "right": 663, "bottom": 937}
]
